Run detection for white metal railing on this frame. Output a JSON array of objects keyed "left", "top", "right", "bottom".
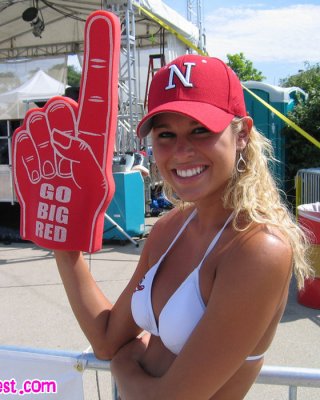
[
  {"left": 256, "top": 365, "right": 320, "bottom": 400},
  {"left": 295, "top": 168, "right": 320, "bottom": 208},
  {"left": 1, "top": 346, "right": 320, "bottom": 400}
]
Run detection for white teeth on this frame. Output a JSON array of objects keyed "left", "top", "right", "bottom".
[{"left": 176, "top": 166, "right": 205, "bottom": 178}]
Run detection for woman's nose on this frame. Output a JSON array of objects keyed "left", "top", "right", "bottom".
[{"left": 174, "top": 137, "right": 195, "bottom": 158}]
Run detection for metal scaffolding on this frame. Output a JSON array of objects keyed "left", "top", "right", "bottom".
[
  {"left": 187, "top": 0, "right": 205, "bottom": 52},
  {"left": 105, "top": 0, "right": 140, "bottom": 153}
]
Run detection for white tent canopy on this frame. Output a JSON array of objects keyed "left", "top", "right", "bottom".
[
  {"left": 0, "top": 0, "right": 199, "bottom": 60},
  {"left": 0, "top": 69, "right": 66, "bottom": 119},
  {"left": 0, "top": 0, "right": 200, "bottom": 118}
]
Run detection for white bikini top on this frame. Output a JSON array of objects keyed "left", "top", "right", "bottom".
[{"left": 131, "top": 209, "right": 234, "bottom": 355}]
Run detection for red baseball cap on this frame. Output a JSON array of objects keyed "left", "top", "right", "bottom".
[{"left": 137, "top": 54, "right": 247, "bottom": 138}]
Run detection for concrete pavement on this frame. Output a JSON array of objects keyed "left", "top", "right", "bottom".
[{"left": 0, "top": 218, "right": 319, "bottom": 399}]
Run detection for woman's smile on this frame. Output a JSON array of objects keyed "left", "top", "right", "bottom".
[{"left": 174, "top": 165, "right": 208, "bottom": 179}]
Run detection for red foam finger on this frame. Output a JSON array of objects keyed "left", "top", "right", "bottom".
[
  {"left": 77, "top": 11, "right": 120, "bottom": 169},
  {"left": 46, "top": 97, "right": 78, "bottom": 177},
  {"left": 13, "top": 129, "right": 40, "bottom": 241},
  {"left": 13, "top": 129, "right": 41, "bottom": 184},
  {"left": 27, "top": 109, "right": 56, "bottom": 179},
  {"left": 13, "top": 125, "right": 107, "bottom": 251},
  {"left": 52, "top": 130, "right": 93, "bottom": 167},
  {"left": 12, "top": 128, "right": 42, "bottom": 240},
  {"left": 11, "top": 11, "right": 121, "bottom": 253},
  {"left": 46, "top": 97, "right": 77, "bottom": 136}
]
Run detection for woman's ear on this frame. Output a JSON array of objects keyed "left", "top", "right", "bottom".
[{"left": 236, "top": 117, "right": 252, "bottom": 151}]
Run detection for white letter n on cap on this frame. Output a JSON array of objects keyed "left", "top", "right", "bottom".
[{"left": 165, "top": 62, "right": 196, "bottom": 90}]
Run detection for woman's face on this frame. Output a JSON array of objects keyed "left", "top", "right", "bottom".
[{"left": 151, "top": 113, "right": 242, "bottom": 206}]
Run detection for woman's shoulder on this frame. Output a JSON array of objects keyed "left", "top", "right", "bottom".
[
  {"left": 151, "top": 206, "right": 194, "bottom": 235},
  {"left": 207, "top": 222, "right": 293, "bottom": 324},
  {"left": 221, "top": 222, "right": 293, "bottom": 283},
  {"left": 242, "top": 223, "right": 292, "bottom": 256},
  {"left": 144, "top": 206, "right": 195, "bottom": 259}
]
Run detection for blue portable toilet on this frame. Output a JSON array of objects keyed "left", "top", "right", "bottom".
[
  {"left": 243, "top": 81, "right": 306, "bottom": 185},
  {"left": 103, "top": 171, "right": 145, "bottom": 242}
]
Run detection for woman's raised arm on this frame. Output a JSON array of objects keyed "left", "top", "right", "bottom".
[{"left": 54, "top": 244, "right": 150, "bottom": 359}]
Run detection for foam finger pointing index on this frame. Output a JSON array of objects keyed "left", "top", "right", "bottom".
[{"left": 77, "top": 11, "right": 120, "bottom": 168}]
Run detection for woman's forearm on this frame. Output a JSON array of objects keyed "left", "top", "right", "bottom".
[
  {"left": 54, "top": 250, "right": 113, "bottom": 358},
  {"left": 115, "top": 362, "right": 158, "bottom": 400},
  {"left": 111, "top": 336, "right": 161, "bottom": 400}
]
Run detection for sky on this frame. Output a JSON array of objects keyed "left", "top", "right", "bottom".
[{"left": 164, "top": 0, "right": 320, "bottom": 85}]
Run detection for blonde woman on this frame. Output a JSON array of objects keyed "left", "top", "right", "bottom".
[{"left": 55, "top": 55, "right": 311, "bottom": 399}]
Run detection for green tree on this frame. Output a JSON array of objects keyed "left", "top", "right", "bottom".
[
  {"left": 280, "top": 62, "right": 320, "bottom": 204},
  {"left": 67, "top": 65, "right": 81, "bottom": 86},
  {"left": 226, "top": 52, "right": 265, "bottom": 81},
  {"left": 280, "top": 62, "right": 320, "bottom": 93}
]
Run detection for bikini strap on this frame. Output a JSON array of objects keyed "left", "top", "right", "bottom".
[
  {"left": 157, "top": 208, "right": 197, "bottom": 264},
  {"left": 198, "top": 212, "right": 234, "bottom": 269}
]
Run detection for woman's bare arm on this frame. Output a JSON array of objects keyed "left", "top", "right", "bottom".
[
  {"left": 54, "top": 208, "right": 181, "bottom": 359},
  {"left": 54, "top": 243, "right": 149, "bottom": 359}
]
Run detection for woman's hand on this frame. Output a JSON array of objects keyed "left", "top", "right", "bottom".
[
  {"left": 111, "top": 333, "right": 153, "bottom": 400},
  {"left": 111, "top": 332, "right": 150, "bottom": 367}
]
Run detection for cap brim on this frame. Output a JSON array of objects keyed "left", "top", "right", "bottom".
[{"left": 137, "top": 101, "right": 235, "bottom": 138}]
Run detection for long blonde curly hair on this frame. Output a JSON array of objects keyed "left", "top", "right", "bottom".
[{"left": 163, "top": 117, "right": 313, "bottom": 289}]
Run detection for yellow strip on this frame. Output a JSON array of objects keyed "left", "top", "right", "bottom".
[
  {"left": 133, "top": 2, "right": 208, "bottom": 56},
  {"left": 242, "top": 85, "right": 320, "bottom": 149},
  {"left": 308, "top": 245, "right": 320, "bottom": 277},
  {"left": 295, "top": 175, "right": 302, "bottom": 217}
]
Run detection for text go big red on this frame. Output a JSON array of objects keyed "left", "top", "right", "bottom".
[{"left": 36, "top": 183, "right": 72, "bottom": 242}]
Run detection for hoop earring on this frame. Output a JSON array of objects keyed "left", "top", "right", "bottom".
[{"left": 236, "top": 152, "right": 246, "bottom": 173}]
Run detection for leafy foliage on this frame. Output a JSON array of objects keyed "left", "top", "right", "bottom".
[
  {"left": 67, "top": 65, "right": 81, "bottom": 87},
  {"left": 281, "top": 62, "right": 320, "bottom": 202},
  {"left": 226, "top": 52, "right": 265, "bottom": 81},
  {"left": 280, "top": 62, "right": 320, "bottom": 93}
]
